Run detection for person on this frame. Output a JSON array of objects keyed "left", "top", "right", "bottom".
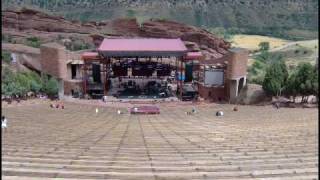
[
  {"left": 216, "top": 111, "right": 224, "bottom": 117},
  {"left": 2, "top": 116, "right": 7, "bottom": 132},
  {"left": 192, "top": 107, "right": 196, "bottom": 114},
  {"left": 55, "top": 100, "right": 59, "bottom": 108},
  {"left": 133, "top": 107, "right": 138, "bottom": 114},
  {"left": 233, "top": 106, "right": 238, "bottom": 111}
]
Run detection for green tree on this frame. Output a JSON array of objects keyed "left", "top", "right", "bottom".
[
  {"left": 254, "top": 50, "right": 271, "bottom": 62},
  {"left": 24, "top": 71, "right": 42, "bottom": 93},
  {"left": 41, "top": 74, "right": 59, "bottom": 97},
  {"left": 262, "top": 59, "right": 288, "bottom": 96},
  {"left": 311, "top": 67, "right": 318, "bottom": 102},
  {"left": 14, "top": 73, "right": 31, "bottom": 96},
  {"left": 278, "top": 58, "right": 289, "bottom": 84},
  {"left": 294, "top": 63, "right": 317, "bottom": 103},
  {"left": 284, "top": 71, "right": 299, "bottom": 102},
  {"left": 46, "top": 78, "right": 59, "bottom": 97},
  {"left": 258, "top": 41, "right": 270, "bottom": 52}
]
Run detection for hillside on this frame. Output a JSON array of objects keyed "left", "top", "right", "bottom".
[
  {"left": 2, "top": 0, "right": 318, "bottom": 40},
  {"left": 231, "top": 35, "right": 318, "bottom": 64},
  {"left": 240, "top": 37, "right": 319, "bottom": 84},
  {"left": 2, "top": 8, "right": 232, "bottom": 62},
  {"left": 231, "top": 35, "right": 290, "bottom": 52},
  {"left": 269, "top": 39, "right": 319, "bottom": 67}
]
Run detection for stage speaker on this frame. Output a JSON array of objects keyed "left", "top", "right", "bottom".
[
  {"left": 185, "top": 63, "right": 193, "bottom": 82},
  {"left": 92, "top": 64, "right": 101, "bottom": 83}
]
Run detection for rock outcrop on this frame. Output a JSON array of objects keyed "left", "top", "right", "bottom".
[
  {"left": 3, "top": 0, "right": 318, "bottom": 37},
  {"left": 2, "top": 8, "right": 231, "bottom": 61},
  {"left": 237, "top": 84, "right": 270, "bottom": 105},
  {"left": 3, "top": 8, "right": 98, "bottom": 34},
  {"left": 141, "top": 19, "right": 230, "bottom": 60},
  {"left": 2, "top": 43, "right": 42, "bottom": 72}
]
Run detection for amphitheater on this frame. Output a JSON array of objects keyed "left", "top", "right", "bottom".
[{"left": 1, "top": 100, "right": 319, "bottom": 180}]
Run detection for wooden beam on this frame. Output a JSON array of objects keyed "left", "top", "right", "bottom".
[
  {"left": 83, "top": 63, "right": 87, "bottom": 95},
  {"left": 180, "top": 56, "right": 183, "bottom": 100}
]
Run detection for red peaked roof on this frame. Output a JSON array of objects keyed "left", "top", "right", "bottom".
[{"left": 98, "top": 38, "right": 188, "bottom": 57}]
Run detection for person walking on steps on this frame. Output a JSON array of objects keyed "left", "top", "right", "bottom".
[{"left": 2, "top": 116, "right": 8, "bottom": 133}]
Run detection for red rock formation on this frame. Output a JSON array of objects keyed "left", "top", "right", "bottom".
[
  {"left": 4, "top": 8, "right": 100, "bottom": 34},
  {"left": 141, "top": 19, "right": 231, "bottom": 60},
  {"left": 110, "top": 18, "right": 141, "bottom": 37},
  {"left": 2, "top": 8, "right": 231, "bottom": 61}
]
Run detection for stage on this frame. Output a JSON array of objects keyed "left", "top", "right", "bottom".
[{"left": 81, "top": 38, "right": 202, "bottom": 101}]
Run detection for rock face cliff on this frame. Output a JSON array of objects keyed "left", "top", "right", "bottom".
[
  {"left": 141, "top": 20, "right": 230, "bottom": 59},
  {"left": 3, "top": 0, "right": 318, "bottom": 40},
  {"left": 2, "top": 8, "right": 230, "bottom": 60},
  {"left": 3, "top": 8, "right": 98, "bottom": 34}
]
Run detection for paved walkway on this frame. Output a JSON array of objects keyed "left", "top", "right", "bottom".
[{"left": 2, "top": 102, "right": 318, "bottom": 179}]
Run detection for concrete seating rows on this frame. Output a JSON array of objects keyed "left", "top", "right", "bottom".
[{"left": 1, "top": 102, "right": 318, "bottom": 179}]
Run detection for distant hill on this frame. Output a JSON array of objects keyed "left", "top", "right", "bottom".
[{"left": 2, "top": 0, "right": 318, "bottom": 40}]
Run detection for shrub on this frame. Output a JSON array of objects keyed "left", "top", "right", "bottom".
[
  {"left": 1, "top": 68, "right": 44, "bottom": 98},
  {"left": 26, "top": 37, "right": 41, "bottom": 48},
  {"left": 66, "top": 39, "right": 92, "bottom": 51},
  {"left": 2, "top": 51, "right": 12, "bottom": 64},
  {"left": 2, "top": 34, "right": 13, "bottom": 43},
  {"left": 258, "top": 42, "right": 270, "bottom": 52},
  {"left": 251, "top": 60, "right": 264, "bottom": 70},
  {"left": 46, "top": 78, "right": 59, "bottom": 97},
  {"left": 23, "top": 71, "right": 42, "bottom": 93},
  {"left": 41, "top": 74, "right": 59, "bottom": 97},
  {"left": 249, "top": 75, "right": 265, "bottom": 85}
]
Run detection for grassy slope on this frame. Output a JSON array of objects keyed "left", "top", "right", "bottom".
[
  {"left": 231, "top": 34, "right": 318, "bottom": 66},
  {"left": 231, "top": 34, "right": 318, "bottom": 84},
  {"left": 231, "top": 35, "right": 290, "bottom": 51},
  {"left": 271, "top": 39, "right": 318, "bottom": 66}
]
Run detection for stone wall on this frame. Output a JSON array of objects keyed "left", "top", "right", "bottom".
[
  {"left": 40, "top": 43, "right": 68, "bottom": 80},
  {"left": 64, "top": 80, "right": 82, "bottom": 96},
  {"left": 198, "top": 84, "right": 227, "bottom": 102},
  {"left": 226, "top": 48, "right": 249, "bottom": 80}
]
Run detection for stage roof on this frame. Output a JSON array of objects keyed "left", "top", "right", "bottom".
[
  {"left": 81, "top": 52, "right": 100, "bottom": 60},
  {"left": 98, "top": 38, "right": 188, "bottom": 57},
  {"left": 185, "top": 52, "right": 203, "bottom": 60}
]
